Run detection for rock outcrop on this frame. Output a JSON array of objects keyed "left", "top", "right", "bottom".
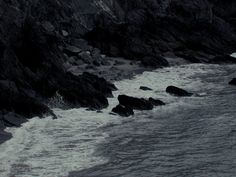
[
  {"left": 112, "top": 95, "right": 165, "bottom": 117},
  {"left": 166, "top": 86, "right": 193, "bottom": 97},
  {"left": 112, "top": 105, "right": 134, "bottom": 117},
  {"left": 84, "top": 0, "right": 236, "bottom": 65},
  {"left": 148, "top": 98, "right": 166, "bottom": 106},
  {"left": 118, "top": 95, "right": 154, "bottom": 110}
]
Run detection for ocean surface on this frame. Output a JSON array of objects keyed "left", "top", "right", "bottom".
[{"left": 0, "top": 63, "right": 236, "bottom": 177}]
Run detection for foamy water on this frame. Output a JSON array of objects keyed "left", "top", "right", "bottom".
[{"left": 0, "top": 64, "right": 236, "bottom": 177}]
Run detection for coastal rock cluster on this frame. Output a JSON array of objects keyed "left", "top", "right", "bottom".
[
  {"left": 0, "top": 0, "right": 236, "bottom": 141},
  {"left": 111, "top": 86, "right": 192, "bottom": 117}
]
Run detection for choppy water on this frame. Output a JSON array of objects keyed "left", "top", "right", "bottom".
[{"left": 0, "top": 64, "right": 236, "bottom": 177}]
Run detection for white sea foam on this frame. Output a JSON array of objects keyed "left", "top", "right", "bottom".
[
  {"left": 0, "top": 64, "right": 234, "bottom": 177},
  {"left": 230, "top": 52, "right": 236, "bottom": 58}
]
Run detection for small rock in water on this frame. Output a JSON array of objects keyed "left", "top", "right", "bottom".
[
  {"left": 229, "top": 78, "right": 236, "bottom": 85},
  {"left": 140, "top": 86, "right": 153, "bottom": 91},
  {"left": 112, "top": 105, "right": 134, "bottom": 117},
  {"left": 166, "top": 86, "right": 193, "bottom": 97},
  {"left": 149, "top": 98, "right": 165, "bottom": 106},
  {"left": 118, "top": 95, "right": 153, "bottom": 110}
]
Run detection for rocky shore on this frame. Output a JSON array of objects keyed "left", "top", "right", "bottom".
[{"left": 1, "top": 0, "right": 236, "bottom": 143}]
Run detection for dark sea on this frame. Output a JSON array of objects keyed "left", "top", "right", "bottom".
[{"left": 0, "top": 63, "right": 236, "bottom": 177}]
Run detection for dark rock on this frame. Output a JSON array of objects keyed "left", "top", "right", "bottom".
[
  {"left": 141, "top": 56, "right": 169, "bottom": 68},
  {"left": 175, "top": 52, "right": 202, "bottom": 63},
  {"left": 149, "top": 98, "right": 165, "bottom": 106},
  {"left": 58, "top": 72, "right": 117, "bottom": 110},
  {"left": 100, "top": 59, "right": 111, "bottom": 66},
  {"left": 140, "top": 86, "right": 152, "bottom": 91},
  {"left": 67, "top": 56, "right": 78, "bottom": 65},
  {"left": 0, "top": 130, "right": 12, "bottom": 144},
  {"left": 1, "top": 0, "right": 236, "bottom": 143},
  {"left": 84, "top": 0, "right": 236, "bottom": 62},
  {"left": 2, "top": 112, "right": 27, "bottom": 127},
  {"left": 0, "top": 2, "right": 121, "bottom": 133},
  {"left": 229, "top": 78, "right": 236, "bottom": 85},
  {"left": 166, "top": 86, "right": 193, "bottom": 97},
  {"left": 0, "top": 80, "right": 56, "bottom": 118},
  {"left": 42, "top": 21, "right": 55, "bottom": 32},
  {"left": 0, "top": 90, "right": 56, "bottom": 118},
  {"left": 63, "top": 45, "right": 82, "bottom": 57},
  {"left": 118, "top": 95, "right": 153, "bottom": 110},
  {"left": 93, "top": 60, "right": 101, "bottom": 66},
  {"left": 210, "top": 55, "right": 236, "bottom": 64},
  {"left": 112, "top": 104, "right": 134, "bottom": 117},
  {"left": 78, "top": 51, "right": 93, "bottom": 64}
]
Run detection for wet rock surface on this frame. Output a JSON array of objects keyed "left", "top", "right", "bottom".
[
  {"left": 118, "top": 95, "right": 154, "bottom": 110},
  {"left": 85, "top": 0, "right": 236, "bottom": 64},
  {"left": 148, "top": 98, "right": 166, "bottom": 106},
  {"left": 166, "top": 86, "right": 193, "bottom": 97},
  {"left": 113, "top": 95, "right": 165, "bottom": 117},
  {"left": 112, "top": 105, "right": 134, "bottom": 117}
]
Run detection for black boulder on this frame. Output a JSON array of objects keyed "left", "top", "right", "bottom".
[
  {"left": 112, "top": 105, "right": 134, "bottom": 117},
  {"left": 166, "top": 86, "right": 193, "bottom": 97},
  {"left": 149, "top": 98, "right": 165, "bottom": 106},
  {"left": 118, "top": 95, "right": 153, "bottom": 110}
]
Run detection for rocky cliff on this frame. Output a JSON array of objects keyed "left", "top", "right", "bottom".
[
  {"left": 85, "top": 0, "right": 236, "bottom": 62},
  {"left": 0, "top": 0, "right": 236, "bottom": 140}
]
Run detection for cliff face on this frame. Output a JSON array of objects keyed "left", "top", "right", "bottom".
[
  {"left": 85, "top": 0, "right": 236, "bottom": 62},
  {"left": 0, "top": 0, "right": 116, "bottom": 130},
  {"left": 0, "top": 0, "right": 236, "bottom": 132}
]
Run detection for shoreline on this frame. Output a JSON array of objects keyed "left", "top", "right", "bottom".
[
  {"left": 0, "top": 54, "right": 235, "bottom": 145},
  {"left": 0, "top": 57, "right": 155, "bottom": 145}
]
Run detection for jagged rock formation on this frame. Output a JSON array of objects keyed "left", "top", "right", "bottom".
[
  {"left": 85, "top": 0, "right": 236, "bottom": 63},
  {"left": 0, "top": 0, "right": 117, "bottom": 134}
]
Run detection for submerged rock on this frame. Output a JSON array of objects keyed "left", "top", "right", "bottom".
[
  {"left": 112, "top": 105, "right": 134, "bottom": 117},
  {"left": 166, "top": 86, "right": 193, "bottom": 97},
  {"left": 118, "top": 95, "right": 153, "bottom": 110},
  {"left": 140, "top": 86, "right": 153, "bottom": 91},
  {"left": 84, "top": 0, "right": 236, "bottom": 63},
  {"left": 149, "top": 98, "right": 165, "bottom": 106}
]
